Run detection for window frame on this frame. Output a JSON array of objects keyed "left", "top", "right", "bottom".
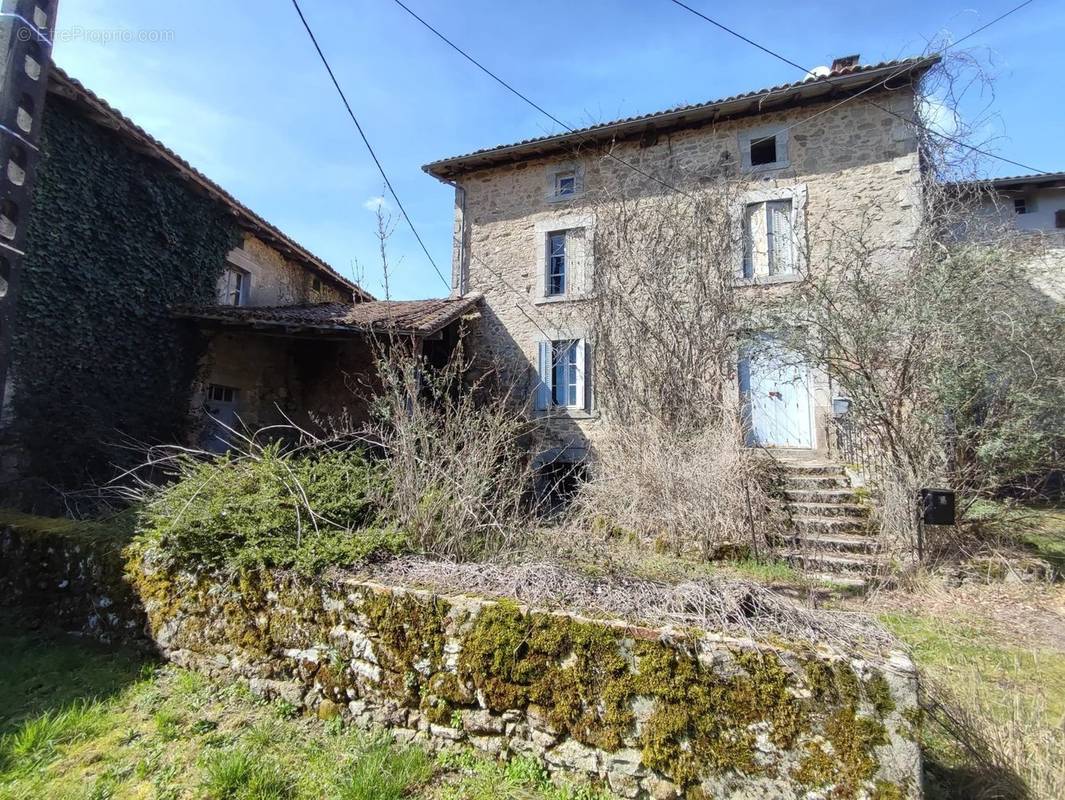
[
  {"left": 535, "top": 337, "right": 589, "bottom": 413},
  {"left": 546, "top": 231, "right": 567, "bottom": 296},
  {"left": 1013, "top": 197, "right": 1028, "bottom": 215},
  {"left": 736, "top": 185, "right": 806, "bottom": 285},
  {"left": 555, "top": 171, "right": 577, "bottom": 197},
  {"left": 546, "top": 164, "right": 583, "bottom": 202},
  {"left": 219, "top": 266, "right": 249, "bottom": 306},
  {"left": 738, "top": 125, "right": 789, "bottom": 173}
]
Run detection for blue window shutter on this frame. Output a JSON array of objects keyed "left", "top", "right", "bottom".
[{"left": 535, "top": 340, "right": 552, "bottom": 410}]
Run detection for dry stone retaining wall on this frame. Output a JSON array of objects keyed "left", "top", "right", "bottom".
[{"left": 0, "top": 525, "right": 922, "bottom": 799}]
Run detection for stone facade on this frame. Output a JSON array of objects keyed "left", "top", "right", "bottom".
[
  {"left": 443, "top": 87, "right": 924, "bottom": 462},
  {"left": 0, "top": 522, "right": 923, "bottom": 800}
]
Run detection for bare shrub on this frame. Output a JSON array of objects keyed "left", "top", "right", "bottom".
[
  {"left": 368, "top": 339, "right": 537, "bottom": 561},
  {"left": 572, "top": 178, "right": 783, "bottom": 555},
  {"left": 574, "top": 416, "right": 780, "bottom": 557}
]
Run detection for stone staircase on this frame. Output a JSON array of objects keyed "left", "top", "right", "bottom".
[{"left": 774, "top": 461, "right": 883, "bottom": 587}]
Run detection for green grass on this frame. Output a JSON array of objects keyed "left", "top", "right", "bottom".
[
  {"left": 0, "top": 614, "right": 615, "bottom": 799},
  {"left": 881, "top": 609, "right": 1065, "bottom": 799}
]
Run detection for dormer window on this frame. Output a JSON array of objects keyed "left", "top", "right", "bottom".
[{"left": 218, "top": 266, "right": 249, "bottom": 306}]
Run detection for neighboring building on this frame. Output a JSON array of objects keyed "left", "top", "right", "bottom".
[
  {"left": 968, "top": 172, "right": 1065, "bottom": 302},
  {"left": 424, "top": 56, "right": 936, "bottom": 470},
  {"left": 3, "top": 66, "right": 477, "bottom": 494}
]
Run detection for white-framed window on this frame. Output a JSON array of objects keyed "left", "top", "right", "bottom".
[
  {"left": 547, "top": 231, "right": 567, "bottom": 296},
  {"left": 743, "top": 198, "right": 796, "bottom": 278},
  {"left": 739, "top": 125, "right": 789, "bottom": 172},
  {"left": 535, "top": 339, "right": 588, "bottom": 411},
  {"left": 547, "top": 164, "right": 582, "bottom": 202},
  {"left": 218, "top": 266, "right": 249, "bottom": 306}
]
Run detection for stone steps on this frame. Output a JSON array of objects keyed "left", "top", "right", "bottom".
[{"left": 776, "top": 459, "right": 881, "bottom": 586}]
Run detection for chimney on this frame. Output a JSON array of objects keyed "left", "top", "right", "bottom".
[{"left": 830, "top": 54, "right": 861, "bottom": 72}]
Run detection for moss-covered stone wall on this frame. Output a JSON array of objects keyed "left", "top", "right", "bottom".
[{"left": 0, "top": 518, "right": 922, "bottom": 799}]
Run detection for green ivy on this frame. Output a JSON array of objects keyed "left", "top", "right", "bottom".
[{"left": 13, "top": 96, "right": 241, "bottom": 489}]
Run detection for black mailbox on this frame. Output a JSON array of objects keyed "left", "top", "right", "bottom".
[{"left": 920, "top": 488, "right": 955, "bottom": 526}]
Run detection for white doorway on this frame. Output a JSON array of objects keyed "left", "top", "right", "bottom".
[
  {"left": 201, "top": 383, "right": 240, "bottom": 453},
  {"left": 739, "top": 339, "right": 814, "bottom": 449}
]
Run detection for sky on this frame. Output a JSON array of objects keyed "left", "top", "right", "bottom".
[{"left": 49, "top": 0, "right": 1064, "bottom": 299}]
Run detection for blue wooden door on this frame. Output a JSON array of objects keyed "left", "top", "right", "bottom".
[{"left": 739, "top": 341, "right": 813, "bottom": 448}]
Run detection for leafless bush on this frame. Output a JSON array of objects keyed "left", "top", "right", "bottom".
[
  {"left": 367, "top": 337, "right": 537, "bottom": 561},
  {"left": 573, "top": 416, "right": 781, "bottom": 557},
  {"left": 573, "top": 179, "right": 783, "bottom": 554}
]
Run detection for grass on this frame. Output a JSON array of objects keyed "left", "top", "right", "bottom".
[
  {"left": 0, "top": 613, "right": 615, "bottom": 799},
  {"left": 873, "top": 498, "right": 1065, "bottom": 800}
]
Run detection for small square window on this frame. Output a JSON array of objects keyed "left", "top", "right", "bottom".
[
  {"left": 555, "top": 171, "right": 576, "bottom": 197},
  {"left": 750, "top": 135, "right": 777, "bottom": 166},
  {"left": 312, "top": 276, "right": 322, "bottom": 292},
  {"left": 1013, "top": 197, "right": 1028, "bottom": 215}
]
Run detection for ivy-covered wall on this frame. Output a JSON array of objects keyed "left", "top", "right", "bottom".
[{"left": 11, "top": 95, "right": 240, "bottom": 490}]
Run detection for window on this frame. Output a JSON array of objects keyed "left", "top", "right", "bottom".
[
  {"left": 750, "top": 134, "right": 777, "bottom": 166},
  {"left": 206, "top": 384, "right": 236, "bottom": 404},
  {"left": 535, "top": 339, "right": 587, "bottom": 411},
  {"left": 312, "top": 276, "right": 322, "bottom": 292},
  {"left": 740, "top": 126, "right": 788, "bottom": 171},
  {"left": 547, "top": 232, "right": 566, "bottom": 296},
  {"left": 743, "top": 199, "right": 795, "bottom": 278},
  {"left": 218, "top": 267, "right": 248, "bottom": 306},
  {"left": 555, "top": 171, "right": 576, "bottom": 197},
  {"left": 1014, "top": 197, "right": 1028, "bottom": 215},
  {"left": 1055, "top": 209, "right": 1065, "bottom": 229},
  {"left": 552, "top": 340, "right": 579, "bottom": 407}
]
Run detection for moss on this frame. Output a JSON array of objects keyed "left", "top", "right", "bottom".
[
  {"left": 865, "top": 671, "right": 896, "bottom": 716},
  {"left": 793, "top": 706, "right": 888, "bottom": 798},
  {"left": 870, "top": 779, "right": 906, "bottom": 800},
  {"left": 457, "top": 603, "right": 637, "bottom": 751},
  {"left": 632, "top": 644, "right": 810, "bottom": 785},
  {"left": 361, "top": 590, "right": 450, "bottom": 704}
]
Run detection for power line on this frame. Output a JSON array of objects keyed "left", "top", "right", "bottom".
[
  {"left": 289, "top": 0, "right": 450, "bottom": 291},
  {"left": 668, "top": 0, "right": 1050, "bottom": 175},
  {"left": 390, "top": 0, "right": 695, "bottom": 199}
]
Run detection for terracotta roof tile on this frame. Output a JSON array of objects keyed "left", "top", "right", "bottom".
[
  {"left": 172, "top": 294, "right": 483, "bottom": 337},
  {"left": 423, "top": 56, "right": 938, "bottom": 178}
]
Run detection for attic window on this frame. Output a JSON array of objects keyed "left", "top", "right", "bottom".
[
  {"left": 312, "top": 276, "right": 322, "bottom": 291},
  {"left": 750, "top": 135, "right": 777, "bottom": 166},
  {"left": 1013, "top": 197, "right": 1028, "bottom": 215}
]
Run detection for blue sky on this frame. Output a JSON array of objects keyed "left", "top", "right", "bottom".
[{"left": 51, "top": 0, "right": 1062, "bottom": 299}]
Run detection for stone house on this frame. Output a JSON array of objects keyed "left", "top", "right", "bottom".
[
  {"left": 2, "top": 66, "right": 478, "bottom": 493},
  {"left": 423, "top": 55, "right": 937, "bottom": 476},
  {"left": 966, "top": 171, "right": 1065, "bottom": 302}
]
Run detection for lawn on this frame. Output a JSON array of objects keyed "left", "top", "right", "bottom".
[{"left": 0, "top": 614, "right": 610, "bottom": 800}]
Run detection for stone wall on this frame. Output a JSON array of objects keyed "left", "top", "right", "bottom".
[
  {"left": 0, "top": 524, "right": 923, "bottom": 799},
  {"left": 452, "top": 87, "right": 923, "bottom": 459}
]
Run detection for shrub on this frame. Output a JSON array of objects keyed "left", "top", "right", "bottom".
[
  {"left": 574, "top": 418, "right": 782, "bottom": 557},
  {"left": 134, "top": 443, "right": 406, "bottom": 573}
]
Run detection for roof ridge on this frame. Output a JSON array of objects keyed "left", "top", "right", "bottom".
[{"left": 424, "top": 56, "right": 937, "bottom": 176}]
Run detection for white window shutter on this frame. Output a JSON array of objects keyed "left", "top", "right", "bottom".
[
  {"left": 574, "top": 339, "right": 586, "bottom": 411},
  {"left": 535, "top": 340, "right": 552, "bottom": 410},
  {"left": 768, "top": 200, "right": 794, "bottom": 275},
  {"left": 742, "top": 204, "right": 757, "bottom": 278}
]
